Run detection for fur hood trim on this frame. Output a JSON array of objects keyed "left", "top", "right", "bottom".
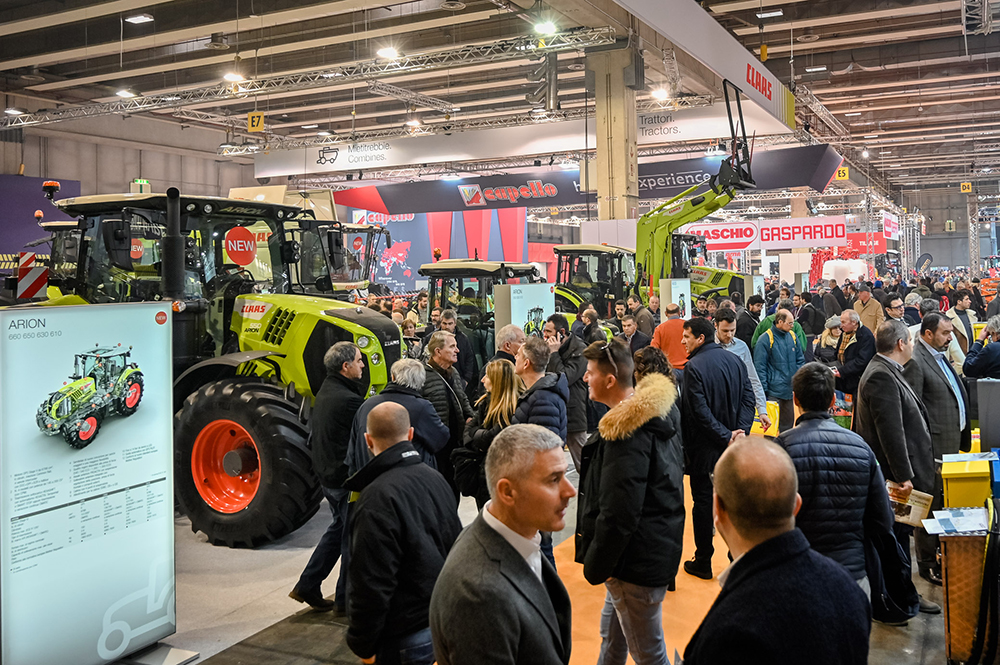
[{"left": 598, "top": 373, "right": 677, "bottom": 441}]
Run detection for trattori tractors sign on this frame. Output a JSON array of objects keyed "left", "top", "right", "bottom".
[{"left": 683, "top": 216, "right": 848, "bottom": 252}]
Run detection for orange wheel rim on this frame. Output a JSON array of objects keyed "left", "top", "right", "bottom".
[
  {"left": 191, "top": 419, "right": 260, "bottom": 513},
  {"left": 79, "top": 416, "right": 98, "bottom": 441},
  {"left": 125, "top": 382, "right": 141, "bottom": 408}
]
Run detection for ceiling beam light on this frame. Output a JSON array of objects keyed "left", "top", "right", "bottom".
[
  {"left": 804, "top": 65, "right": 827, "bottom": 73},
  {"left": 405, "top": 118, "right": 421, "bottom": 127},
  {"left": 317, "top": 130, "right": 332, "bottom": 136},
  {"left": 755, "top": 9, "right": 783, "bottom": 18},
  {"left": 124, "top": 13, "right": 154, "bottom": 24},
  {"left": 376, "top": 46, "right": 400, "bottom": 60},
  {"left": 302, "top": 124, "right": 318, "bottom": 129},
  {"left": 115, "top": 88, "right": 137, "bottom": 98},
  {"left": 223, "top": 71, "right": 244, "bottom": 82},
  {"left": 651, "top": 88, "right": 670, "bottom": 101},
  {"left": 535, "top": 21, "right": 557, "bottom": 35},
  {"left": 844, "top": 112, "right": 862, "bottom": 116},
  {"left": 3, "top": 107, "right": 26, "bottom": 115}
]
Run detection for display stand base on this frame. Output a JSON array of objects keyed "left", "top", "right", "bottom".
[{"left": 117, "top": 643, "right": 199, "bottom": 665}]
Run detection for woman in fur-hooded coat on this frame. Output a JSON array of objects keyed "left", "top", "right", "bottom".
[{"left": 575, "top": 372, "right": 686, "bottom": 587}]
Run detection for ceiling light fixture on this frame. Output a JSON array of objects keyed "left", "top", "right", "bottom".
[
  {"left": 405, "top": 119, "right": 421, "bottom": 127},
  {"left": 844, "top": 112, "right": 862, "bottom": 117},
  {"left": 317, "top": 130, "right": 332, "bottom": 136},
  {"left": 302, "top": 124, "right": 318, "bottom": 129},
  {"left": 804, "top": 65, "right": 827, "bottom": 73},
  {"left": 756, "top": 9, "right": 783, "bottom": 19},
  {"left": 651, "top": 88, "right": 670, "bottom": 101},
  {"left": 4, "top": 107, "right": 27, "bottom": 116},
  {"left": 535, "top": 21, "right": 557, "bottom": 35},
  {"left": 124, "top": 13, "right": 154, "bottom": 24},
  {"left": 376, "top": 47, "right": 400, "bottom": 60},
  {"left": 862, "top": 148, "right": 870, "bottom": 159},
  {"left": 116, "top": 88, "right": 137, "bottom": 98},
  {"left": 223, "top": 71, "right": 244, "bottom": 83},
  {"left": 864, "top": 134, "right": 878, "bottom": 139}
]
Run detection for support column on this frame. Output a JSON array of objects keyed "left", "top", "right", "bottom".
[
  {"left": 587, "top": 46, "right": 639, "bottom": 221},
  {"left": 968, "top": 195, "right": 981, "bottom": 278}
]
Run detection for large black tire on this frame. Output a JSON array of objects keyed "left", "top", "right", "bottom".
[
  {"left": 174, "top": 379, "right": 321, "bottom": 548},
  {"left": 61, "top": 411, "right": 103, "bottom": 449}
]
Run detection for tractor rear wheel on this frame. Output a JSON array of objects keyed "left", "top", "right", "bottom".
[
  {"left": 116, "top": 372, "right": 144, "bottom": 416},
  {"left": 174, "top": 379, "right": 321, "bottom": 548}
]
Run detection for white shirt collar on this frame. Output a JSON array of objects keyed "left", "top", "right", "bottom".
[
  {"left": 717, "top": 552, "right": 745, "bottom": 588},
  {"left": 482, "top": 502, "right": 543, "bottom": 581}
]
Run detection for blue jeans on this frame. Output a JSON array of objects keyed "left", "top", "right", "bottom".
[
  {"left": 374, "top": 627, "right": 434, "bottom": 665},
  {"left": 297, "top": 486, "right": 349, "bottom": 607},
  {"left": 598, "top": 578, "right": 668, "bottom": 665}
]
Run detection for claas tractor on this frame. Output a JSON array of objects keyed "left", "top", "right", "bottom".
[
  {"left": 554, "top": 244, "right": 636, "bottom": 320},
  {"left": 36, "top": 344, "right": 143, "bottom": 448},
  {"left": 24, "top": 184, "right": 402, "bottom": 548}
]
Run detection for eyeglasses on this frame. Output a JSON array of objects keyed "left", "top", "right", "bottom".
[
  {"left": 599, "top": 342, "right": 619, "bottom": 377},
  {"left": 888, "top": 304, "right": 904, "bottom": 310}
]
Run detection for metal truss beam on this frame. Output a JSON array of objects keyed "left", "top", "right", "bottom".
[
  {"left": 969, "top": 194, "right": 982, "bottom": 276},
  {"left": 366, "top": 80, "right": 459, "bottom": 113},
  {"left": 0, "top": 27, "right": 615, "bottom": 131},
  {"left": 796, "top": 86, "right": 850, "bottom": 138},
  {"left": 962, "top": 0, "right": 1000, "bottom": 35},
  {"left": 636, "top": 95, "right": 715, "bottom": 112}
]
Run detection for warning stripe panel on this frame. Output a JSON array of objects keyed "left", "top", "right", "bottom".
[
  {"left": 16, "top": 266, "right": 48, "bottom": 298},
  {"left": 18, "top": 252, "right": 36, "bottom": 269}
]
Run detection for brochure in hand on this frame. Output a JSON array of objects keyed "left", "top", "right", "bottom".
[{"left": 885, "top": 480, "right": 933, "bottom": 527}]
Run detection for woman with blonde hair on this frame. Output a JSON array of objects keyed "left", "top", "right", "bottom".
[
  {"left": 452, "top": 358, "right": 523, "bottom": 509},
  {"left": 814, "top": 316, "right": 842, "bottom": 364}
]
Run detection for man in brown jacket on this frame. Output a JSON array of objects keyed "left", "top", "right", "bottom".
[
  {"left": 853, "top": 284, "right": 884, "bottom": 334},
  {"left": 627, "top": 294, "right": 655, "bottom": 337}
]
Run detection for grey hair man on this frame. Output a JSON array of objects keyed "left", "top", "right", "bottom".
[
  {"left": 290, "top": 341, "right": 365, "bottom": 612},
  {"left": 833, "top": 308, "right": 875, "bottom": 402},
  {"left": 431, "top": 425, "right": 575, "bottom": 665},
  {"left": 476, "top": 323, "right": 527, "bottom": 400},
  {"left": 684, "top": 437, "right": 871, "bottom": 664},
  {"left": 751, "top": 297, "right": 806, "bottom": 354},
  {"left": 964, "top": 314, "right": 1000, "bottom": 379},
  {"left": 422, "top": 331, "right": 475, "bottom": 497},
  {"left": 435, "top": 309, "right": 477, "bottom": 398}
]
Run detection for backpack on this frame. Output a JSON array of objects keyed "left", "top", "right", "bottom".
[{"left": 764, "top": 327, "right": 797, "bottom": 348}]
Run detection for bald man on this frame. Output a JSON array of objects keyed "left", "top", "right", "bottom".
[
  {"left": 684, "top": 437, "right": 870, "bottom": 665},
  {"left": 344, "top": 402, "right": 462, "bottom": 665}
]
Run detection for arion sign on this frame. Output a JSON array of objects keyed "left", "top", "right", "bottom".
[{"left": 683, "top": 216, "right": 848, "bottom": 251}]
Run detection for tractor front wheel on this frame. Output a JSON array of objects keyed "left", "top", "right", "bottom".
[
  {"left": 116, "top": 372, "right": 144, "bottom": 416},
  {"left": 174, "top": 379, "right": 321, "bottom": 548},
  {"left": 62, "top": 412, "right": 103, "bottom": 449}
]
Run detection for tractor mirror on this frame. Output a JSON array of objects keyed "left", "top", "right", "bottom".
[
  {"left": 326, "top": 229, "right": 345, "bottom": 272},
  {"left": 384, "top": 229, "right": 392, "bottom": 249},
  {"left": 102, "top": 218, "right": 133, "bottom": 271}
]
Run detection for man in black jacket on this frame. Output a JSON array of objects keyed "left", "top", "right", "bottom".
[
  {"left": 680, "top": 317, "right": 755, "bottom": 580},
  {"left": 834, "top": 309, "right": 876, "bottom": 403},
  {"left": 290, "top": 341, "right": 365, "bottom": 612},
  {"left": 853, "top": 320, "right": 940, "bottom": 614},
  {"left": 438, "top": 309, "right": 477, "bottom": 401},
  {"left": 795, "top": 292, "right": 824, "bottom": 336},
  {"left": 577, "top": 339, "right": 684, "bottom": 665},
  {"left": 544, "top": 314, "right": 588, "bottom": 472},
  {"left": 830, "top": 278, "right": 849, "bottom": 311},
  {"left": 736, "top": 294, "right": 763, "bottom": 348},
  {"left": 964, "top": 315, "right": 1000, "bottom": 378},
  {"left": 616, "top": 315, "right": 652, "bottom": 354},
  {"left": 777, "top": 363, "right": 892, "bottom": 597},
  {"left": 345, "top": 402, "right": 462, "bottom": 665},
  {"left": 684, "top": 437, "right": 870, "bottom": 664}
]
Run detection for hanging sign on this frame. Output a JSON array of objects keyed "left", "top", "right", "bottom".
[
  {"left": 247, "top": 111, "right": 265, "bottom": 133},
  {"left": 882, "top": 211, "right": 899, "bottom": 240},
  {"left": 682, "top": 216, "right": 848, "bottom": 251}
]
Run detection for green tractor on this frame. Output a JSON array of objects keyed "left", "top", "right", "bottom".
[
  {"left": 26, "top": 184, "right": 401, "bottom": 548},
  {"left": 554, "top": 244, "right": 637, "bottom": 321},
  {"left": 36, "top": 343, "right": 143, "bottom": 448}
]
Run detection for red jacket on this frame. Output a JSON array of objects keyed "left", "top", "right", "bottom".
[{"left": 652, "top": 318, "right": 688, "bottom": 369}]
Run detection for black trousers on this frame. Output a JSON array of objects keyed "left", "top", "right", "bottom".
[
  {"left": 776, "top": 397, "right": 795, "bottom": 433},
  {"left": 690, "top": 471, "right": 715, "bottom": 561}
]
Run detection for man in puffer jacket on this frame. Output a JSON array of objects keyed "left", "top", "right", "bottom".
[
  {"left": 754, "top": 309, "right": 805, "bottom": 433},
  {"left": 544, "top": 313, "right": 589, "bottom": 472},
  {"left": 512, "top": 337, "right": 569, "bottom": 441},
  {"left": 576, "top": 338, "right": 684, "bottom": 665},
  {"left": 776, "top": 362, "right": 891, "bottom": 598}
]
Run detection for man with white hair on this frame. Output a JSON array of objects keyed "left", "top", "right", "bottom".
[
  {"left": 833, "top": 309, "right": 875, "bottom": 404},
  {"left": 477, "top": 323, "right": 527, "bottom": 399},
  {"left": 431, "top": 424, "right": 576, "bottom": 665}
]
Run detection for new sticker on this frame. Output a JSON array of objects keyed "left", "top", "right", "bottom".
[{"left": 225, "top": 227, "right": 257, "bottom": 265}]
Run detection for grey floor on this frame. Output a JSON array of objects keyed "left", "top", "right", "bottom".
[{"left": 160, "top": 459, "right": 946, "bottom": 664}]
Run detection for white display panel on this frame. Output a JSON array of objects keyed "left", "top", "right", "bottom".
[
  {"left": 493, "top": 284, "right": 557, "bottom": 341},
  {"left": 659, "top": 278, "right": 692, "bottom": 319},
  {"left": 0, "top": 303, "right": 174, "bottom": 665}
]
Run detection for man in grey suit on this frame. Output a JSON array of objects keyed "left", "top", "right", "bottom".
[
  {"left": 903, "top": 312, "right": 971, "bottom": 586},
  {"left": 430, "top": 424, "right": 576, "bottom": 665},
  {"left": 853, "top": 319, "right": 939, "bottom": 614}
]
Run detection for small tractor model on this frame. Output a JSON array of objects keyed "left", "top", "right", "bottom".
[
  {"left": 419, "top": 259, "right": 541, "bottom": 370},
  {"left": 635, "top": 80, "right": 755, "bottom": 305},
  {"left": 36, "top": 343, "right": 143, "bottom": 448},
  {"left": 554, "top": 244, "right": 636, "bottom": 320},
  {"left": 15, "top": 184, "right": 402, "bottom": 548},
  {"left": 523, "top": 306, "right": 545, "bottom": 337}
]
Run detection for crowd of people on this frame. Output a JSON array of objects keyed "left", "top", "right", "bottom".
[{"left": 285, "top": 270, "right": 997, "bottom": 664}]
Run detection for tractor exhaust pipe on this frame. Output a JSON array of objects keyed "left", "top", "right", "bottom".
[{"left": 162, "top": 187, "right": 185, "bottom": 300}]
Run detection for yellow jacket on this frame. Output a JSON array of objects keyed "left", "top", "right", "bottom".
[{"left": 854, "top": 296, "right": 885, "bottom": 334}]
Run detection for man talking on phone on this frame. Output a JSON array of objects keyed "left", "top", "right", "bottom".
[{"left": 545, "top": 314, "right": 589, "bottom": 473}]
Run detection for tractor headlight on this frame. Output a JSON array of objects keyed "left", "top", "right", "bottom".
[
  {"left": 371, "top": 353, "right": 381, "bottom": 365},
  {"left": 356, "top": 336, "right": 370, "bottom": 349}
]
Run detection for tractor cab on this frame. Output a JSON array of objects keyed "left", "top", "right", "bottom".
[
  {"left": 287, "top": 219, "right": 392, "bottom": 300},
  {"left": 419, "top": 259, "right": 541, "bottom": 369},
  {"left": 554, "top": 244, "right": 635, "bottom": 319}
]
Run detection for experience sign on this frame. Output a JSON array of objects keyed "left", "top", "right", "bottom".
[{"left": 683, "top": 216, "right": 848, "bottom": 251}]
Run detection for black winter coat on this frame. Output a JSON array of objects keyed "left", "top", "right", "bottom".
[
  {"left": 831, "top": 285, "right": 849, "bottom": 311},
  {"left": 454, "top": 329, "right": 477, "bottom": 390},
  {"left": 680, "top": 342, "right": 755, "bottom": 474},
  {"left": 344, "top": 442, "right": 462, "bottom": 659},
  {"left": 775, "top": 412, "right": 887, "bottom": 580},
  {"left": 452, "top": 396, "right": 505, "bottom": 507},
  {"left": 964, "top": 339, "right": 1000, "bottom": 378},
  {"left": 735, "top": 309, "right": 759, "bottom": 349},
  {"left": 423, "top": 362, "right": 475, "bottom": 443},
  {"left": 575, "top": 373, "right": 685, "bottom": 587},
  {"left": 311, "top": 372, "right": 366, "bottom": 488},
  {"left": 683, "top": 529, "right": 870, "bottom": 665},
  {"left": 346, "top": 383, "right": 450, "bottom": 476},
  {"left": 512, "top": 372, "right": 569, "bottom": 441},
  {"left": 796, "top": 302, "right": 824, "bottom": 336},
  {"left": 834, "top": 324, "right": 876, "bottom": 396},
  {"left": 546, "top": 333, "right": 588, "bottom": 433}
]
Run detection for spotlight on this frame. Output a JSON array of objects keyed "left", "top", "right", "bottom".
[
  {"left": 376, "top": 47, "right": 400, "bottom": 60},
  {"left": 405, "top": 119, "right": 421, "bottom": 127},
  {"left": 302, "top": 124, "right": 318, "bottom": 129},
  {"left": 862, "top": 148, "right": 870, "bottom": 159},
  {"left": 4, "top": 107, "right": 27, "bottom": 115},
  {"left": 651, "top": 89, "right": 670, "bottom": 101},
  {"left": 223, "top": 71, "right": 244, "bottom": 83},
  {"left": 116, "top": 88, "right": 137, "bottom": 98},
  {"left": 534, "top": 21, "right": 557, "bottom": 36},
  {"left": 317, "top": 131, "right": 332, "bottom": 136}
]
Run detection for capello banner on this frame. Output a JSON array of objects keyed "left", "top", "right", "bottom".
[{"left": 684, "top": 216, "right": 848, "bottom": 251}]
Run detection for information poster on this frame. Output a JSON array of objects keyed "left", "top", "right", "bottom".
[
  {"left": 493, "top": 284, "right": 556, "bottom": 340},
  {"left": 0, "top": 303, "right": 175, "bottom": 665},
  {"left": 659, "top": 278, "right": 692, "bottom": 319}
]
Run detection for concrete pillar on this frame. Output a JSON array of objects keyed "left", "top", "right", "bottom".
[{"left": 587, "top": 47, "right": 638, "bottom": 221}]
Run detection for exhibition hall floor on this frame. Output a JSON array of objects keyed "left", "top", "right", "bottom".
[{"left": 162, "top": 461, "right": 945, "bottom": 664}]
